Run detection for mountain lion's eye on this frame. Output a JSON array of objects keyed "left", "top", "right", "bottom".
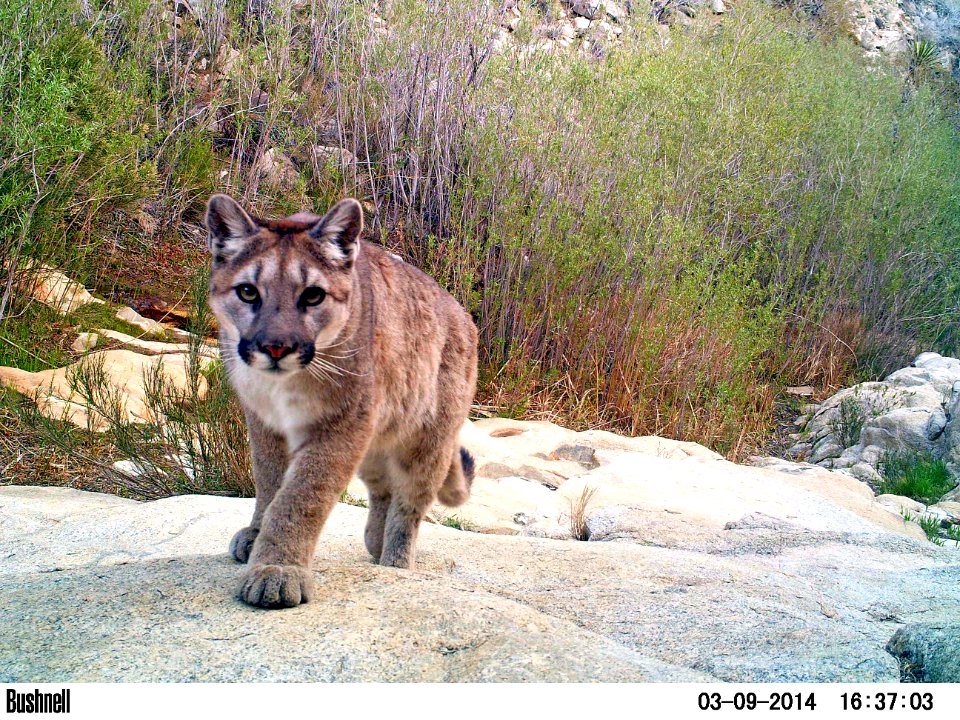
[
  {"left": 235, "top": 284, "right": 260, "bottom": 304},
  {"left": 299, "top": 287, "right": 326, "bottom": 307}
]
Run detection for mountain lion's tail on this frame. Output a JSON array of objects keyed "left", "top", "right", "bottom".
[{"left": 437, "top": 446, "right": 474, "bottom": 507}]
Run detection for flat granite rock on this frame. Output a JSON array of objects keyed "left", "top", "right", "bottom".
[{"left": 1, "top": 485, "right": 959, "bottom": 682}]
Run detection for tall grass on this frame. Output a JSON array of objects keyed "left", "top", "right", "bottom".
[{"left": 1, "top": 0, "right": 959, "bottom": 460}]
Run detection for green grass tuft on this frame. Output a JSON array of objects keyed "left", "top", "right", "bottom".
[
  {"left": 339, "top": 491, "right": 369, "bottom": 509},
  {"left": 917, "top": 514, "right": 945, "bottom": 546},
  {"left": 879, "top": 451, "right": 956, "bottom": 504},
  {"left": 439, "top": 514, "right": 478, "bottom": 532}
]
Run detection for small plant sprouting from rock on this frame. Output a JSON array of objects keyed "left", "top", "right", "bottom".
[
  {"left": 832, "top": 396, "right": 866, "bottom": 448},
  {"left": 439, "top": 514, "right": 477, "bottom": 532},
  {"left": 917, "top": 515, "right": 945, "bottom": 546},
  {"left": 339, "top": 491, "right": 368, "bottom": 508},
  {"left": 569, "top": 485, "right": 598, "bottom": 541},
  {"left": 908, "top": 39, "right": 939, "bottom": 80},
  {"left": 900, "top": 507, "right": 952, "bottom": 546},
  {"left": 878, "top": 451, "right": 955, "bottom": 505}
]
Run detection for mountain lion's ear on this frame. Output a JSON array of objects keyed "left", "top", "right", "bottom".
[
  {"left": 308, "top": 198, "right": 363, "bottom": 268},
  {"left": 206, "top": 194, "right": 259, "bottom": 266}
]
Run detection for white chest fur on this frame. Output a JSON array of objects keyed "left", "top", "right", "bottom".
[{"left": 229, "top": 361, "right": 318, "bottom": 444}]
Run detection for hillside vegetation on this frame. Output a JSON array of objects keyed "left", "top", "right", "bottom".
[{"left": 1, "top": 0, "right": 959, "bottom": 460}]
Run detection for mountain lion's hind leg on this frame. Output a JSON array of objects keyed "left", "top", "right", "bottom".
[
  {"left": 358, "top": 455, "right": 391, "bottom": 562},
  {"left": 379, "top": 441, "right": 454, "bottom": 569}
]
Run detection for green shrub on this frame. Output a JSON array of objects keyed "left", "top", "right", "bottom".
[
  {"left": 331, "top": 0, "right": 960, "bottom": 453},
  {"left": 879, "top": 451, "right": 955, "bottom": 504},
  {"left": 0, "top": 0, "right": 156, "bottom": 288},
  {"left": 832, "top": 397, "right": 866, "bottom": 448}
]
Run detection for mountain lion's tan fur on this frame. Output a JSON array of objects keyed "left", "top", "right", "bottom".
[{"left": 206, "top": 194, "right": 477, "bottom": 608}]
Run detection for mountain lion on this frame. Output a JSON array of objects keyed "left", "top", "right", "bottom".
[{"left": 206, "top": 194, "right": 478, "bottom": 608}]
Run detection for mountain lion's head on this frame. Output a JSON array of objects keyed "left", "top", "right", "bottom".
[{"left": 205, "top": 193, "right": 363, "bottom": 376}]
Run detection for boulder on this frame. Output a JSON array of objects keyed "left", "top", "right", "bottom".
[
  {"left": 116, "top": 306, "right": 191, "bottom": 341},
  {"left": 95, "top": 329, "right": 217, "bottom": 358},
  {"left": 310, "top": 145, "right": 356, "bottom": 167},
  {"left": 0, "top": 349, "right": 213, "bottom": 430},
  {"left": 886, "top": 624, "right": 960, "bottom": 682},
  {"left": 792, "top": 353, "right": 960, "bottom": 492},
  {"left": 944, "top": 389, "right": 960, "bottom": 478},
  {"left": 567, "top": 0, "right": 602, "bottom": 20},
  {"left": 257, "top": 148, "right": 299, "bottom": 189},
  {"left": 15, "top": 263, "right": 103, "bottom": 315},
  {"left": 71, "top": 332, "right": 99, "bottom": 353}
]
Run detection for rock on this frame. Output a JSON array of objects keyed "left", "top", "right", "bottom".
[
  {"left": 943, "top": 390, "right": 960, "bottom": 479},
  {"left": 15, "top": 263, "right": 104, "bottom": 315},
  {"left": 257, "top": 148, "right": 299, "bottom": 188},
  {"left": 115, "top": 306, "right": 191, "bottom": 342},
  {"left": 851, "top": 462, "right": 882, "bottom": 485},
  {"left": 557, "top": 21, "right": 577, "bottom": 43},
  {"left": 568, "top": 0, "right": 602, "bottom": 20},
  {"left": 71, "top": 332, "right": 99, "bottom": 353},
  {"left": 886, "top": 624, "right": 960, "bottom": 682},
  {"left": 711, "top": 0, "right": 726, "bottom": 14},
  {"left": 346, "top": 418, "right": 932, "bottom": 545},
  {"left": 134, "top": 209, "right": 158, "bottom": 236},
  {"left": 931, "top": 501, "right": 960, "bottom": 520},
  {"left": 217, "top": 46, "right": 242, "bottom": 77},
  {"left": 311, "top": 145, "right": 356, "bottom": 167},
  {"left": 860, "top": 444, "right": 884, "bottom": 465},
  {"left": 95, "top": 329, "right": 217, "bottom": 358},
  {"left": 0, "top": 349, "right": 213, "bottom": 430},
  {"left": 810, "top": 441, "right": 843, "bottom": 464},
  {"left": 860, "top": 408, "right": 945, "bottom": 454},
  {"left": 133, "top": 297, "right": 193, "bottom": 328},
  {"left": 944, "top": 486, "right": 960, "bottom": 503},
  {"left": 573, "top": 16, "right": 592, "bottom": 34},
  {"left": 876, "top": 494, "right": 925, "bottom": 516},
  {"left": 0, "top": 481, "right": 957, "bottom": 682},
  {"left": 605, "top": 1, "right": 626, "bottom": 22},
  {"left": 792, "top": 353, "right": 960, "bottom": 482},
  {"left": 833, "top": 446, "right": 863, "bottom": 468}
]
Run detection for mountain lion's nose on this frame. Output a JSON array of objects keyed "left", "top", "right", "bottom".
[{"left": 259, "top": 342, "right": 296, "bottom": 360}]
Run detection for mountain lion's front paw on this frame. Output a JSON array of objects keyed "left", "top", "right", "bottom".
[
  {"left": 229, "top": 526, "right": 259, "bottom": 563},
  {"left": 237, "top": 564, "right": 315, "bottom": 608}
]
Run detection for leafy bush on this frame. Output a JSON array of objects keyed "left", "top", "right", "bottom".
[
  {"left": 832, "top": 397, "right": 866, "bottom": 448},
  {"left": 0, "top": 0, "right": 156, "bottom": 297}
]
